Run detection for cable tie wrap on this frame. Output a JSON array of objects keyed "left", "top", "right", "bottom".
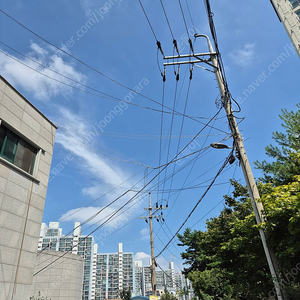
[
  {"left": 157, "top": 40, "right": 164, "bottom": 56},
  {"left": 189, "top": 66, "right": 194, "bottom": 80},
  {"left": 173, "top": 39, "right": 179, "bottom": 54},
  {"left": 176, "top": 66, "right": 180, "bottom": 81},
  {"left": 188, "top": 38, "right": 194, "bottom": 53}
]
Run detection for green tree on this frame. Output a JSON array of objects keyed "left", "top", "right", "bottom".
[
  {"left": 258, "top": 172, "right": 300, "bottom": 297},
  {"left": 178, "top": 104, "right": 300, "bottom": 299},
  {"left": 255, "top": 103, "right": 300, "bottom": 186},
  {"left": 119, "top": 286, "right": 131, "bottom": 300},
  {"left": 178, "top": 184, "right": 273, "bottom": 299},
  {"left": 160, "top": 290, "right": 177, "bottom": 300}
]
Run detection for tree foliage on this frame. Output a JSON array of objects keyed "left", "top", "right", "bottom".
[
  {"left": 255, "top": 103, "right": 300, "bottom": 186},
  {"left": 160, "top": 290, "right": 178, "bottom": 300},
  {"left": 178, "top": 182, "right": 273, "bottom": 299},
  {"left": 178, "top": 104, "right": 300, "bottom": 299},
  {"left": 119, "top": 286, "right": 131, "bottom": 300}
]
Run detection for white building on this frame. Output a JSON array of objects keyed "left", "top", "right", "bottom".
[
  {"left": 0, "top": 76, "right": 57, "bottom": 300},
  {"left": 95, "top": 243, "right": 134, "bottom": 300},
  {"left": 133, "top": 261, "right": 182, "bottom": 298},
  {"left": 270, "top": 0, "right": 300, "bottom": 57},
  {"left": 38, "top": 222, "right": 96, "bottom": 300},
  {"left": 132, "top": 260, "right": 193, "bottom": 300}
]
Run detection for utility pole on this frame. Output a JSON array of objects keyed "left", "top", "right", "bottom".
[
  {"left": 139, "top": 193, "right": 167, "bottom": 297},
  {"left": 163, "top": 35, "right": 285, "bottom": 300}
]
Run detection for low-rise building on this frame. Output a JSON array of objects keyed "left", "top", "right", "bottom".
[
  {"left": 0, "top": 76, "right": 57, "bottom": 300},
  {"left": 30, "top": 250, "right": 84, "bottom": 300},
  {"left": 38, "top": 222, "right": 95, "bottom": 300}
]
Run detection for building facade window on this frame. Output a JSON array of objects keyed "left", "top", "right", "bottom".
[
  {"left": 0, "top": 124, "right": 37, "bottom": 174},
  {"left": 290, "top": 0, "right": 300, "bottom": 9}
]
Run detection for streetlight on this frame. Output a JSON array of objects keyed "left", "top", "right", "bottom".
[
  {"left": 210, "top": 143, "right": 236, "bottom": 165},
  {"left": 210, "top": 142, "right": 232, "bottom": 149}
]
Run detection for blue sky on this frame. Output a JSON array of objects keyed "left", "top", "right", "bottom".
[{"left": 1, "top": 0, "right": 299, "bottom": 271}]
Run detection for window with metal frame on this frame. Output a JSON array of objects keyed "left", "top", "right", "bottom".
[
  {"left": 290, "top": 0, "right": 300, "bottom": 9},
  {"left": 0, "top": 124, "right": 37, "bottom": 174}
]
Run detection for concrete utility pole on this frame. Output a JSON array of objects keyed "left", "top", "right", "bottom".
[
  {"left": 163, "top": 35, "right": 285, "bottom": 300},
  {"left": 139, "top": 193, "right": 167, "bottom": 297}
]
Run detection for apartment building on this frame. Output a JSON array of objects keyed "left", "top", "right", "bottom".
[
  {"left": 95, "top": 243, "right": 134, "bottom": 300},
  {"left": 134, "top": 261, "right": 179, "bottom": 297}
]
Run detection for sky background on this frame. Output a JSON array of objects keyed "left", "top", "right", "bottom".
[{"left": 0, "top": 0, "right": 299, "bottom": 271}]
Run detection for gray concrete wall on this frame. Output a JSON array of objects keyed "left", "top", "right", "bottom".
[
  {"left": 30, "top": 251, "right": 84, "bottom": 300},
  {"left": 0, "top": 76, "right": 57, "bottom": 300}
]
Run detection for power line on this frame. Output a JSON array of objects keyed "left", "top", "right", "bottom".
[
  {"left": 0, "top": 48, "right": 193, "bottom": 119},
  {"left": 0, "top": 9, "right": 168, "bottom": 107},
  {"left": 159, "top": 0, "right": 175, "bottom": 41},
  {"left": 160, "top": 113, "right": 222, "bottom": 227},
  {"left": 57, "top": 127, "right": 154, "bottom": 169},
  {"left": 190, "top": 162, "right": 238, "bottom": 229},
  {"left": 0, "top": 41, "right": 121, "bottom": 101},
  {"left": 156, "top": 220, "right": 182, "bottom": 256},
  {"left": 81, "top": 192, "right": 148, "bottom": 235},
  {"left": 35, "top": 110, "right": 222, "bottom": 273},
  {"left": 147, "top": 135, "right": 231, "bottom": 199},
  {"left": 156, "top": 262, "right": 182, "bottom": 290},
  {"left": 178, "top": 0, "right": 194, "bottom": 52},
  {"left": 58, "top": 126, "right": 225, "bottom": 172},
  {"left": 0, "top": 44, "right": 229, "bottom": 130},
  {"left": 154, "top": 150, "right": 233, "bottom": 259},
  {"left": 166, "top": 70, "right": 192, "bottom": 204},
  {"left": 185, "top": 0, "right": 197, "bottom": 34},
  {"left": 138, "top": 0, "right": 159, "bottom": 42},
  {"left": 157, "top": 79, "right": 166, "bottom": 203},
  {"left": 178, "top": 0, "right": 189, "bottom": 36},
  {"left": 38, "top": 169, "right": 146, "bottom": 254},
  {"left": 161, "top": 73, "right": 180, "bottom": 201},
  {"left": 131, "top": 181, "right": 231, "bottom": 194}
]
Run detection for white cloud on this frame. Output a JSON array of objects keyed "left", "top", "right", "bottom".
[
  {"left": 0, "top": 42, "right": 86, "bottom": 100},
  {"left": 80, "top": 0, "right": 94, "bottom": 15},
  {"left": 30, "top": 42, "right": 48, "bottom": 56},
  {"left": 134, "top": 252, "right": 151, "bottom": 266},
  {"left": 56, "top": 107, "right": 143, "bottom": 227},
  {"left": 59, "top": 206, "right": 115, "bottom": 224},
  {"left": 139, "top": 227, "right": 150, "bottom": 240},
  {"left": 140, "top": 228, "right": 149, "bottom": 236},
  {"left": 55, "top": 107, "right": 130, "bottom": 195},
  {"left": 229, "top": 43, "right": 256, "bottom": 67}
]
